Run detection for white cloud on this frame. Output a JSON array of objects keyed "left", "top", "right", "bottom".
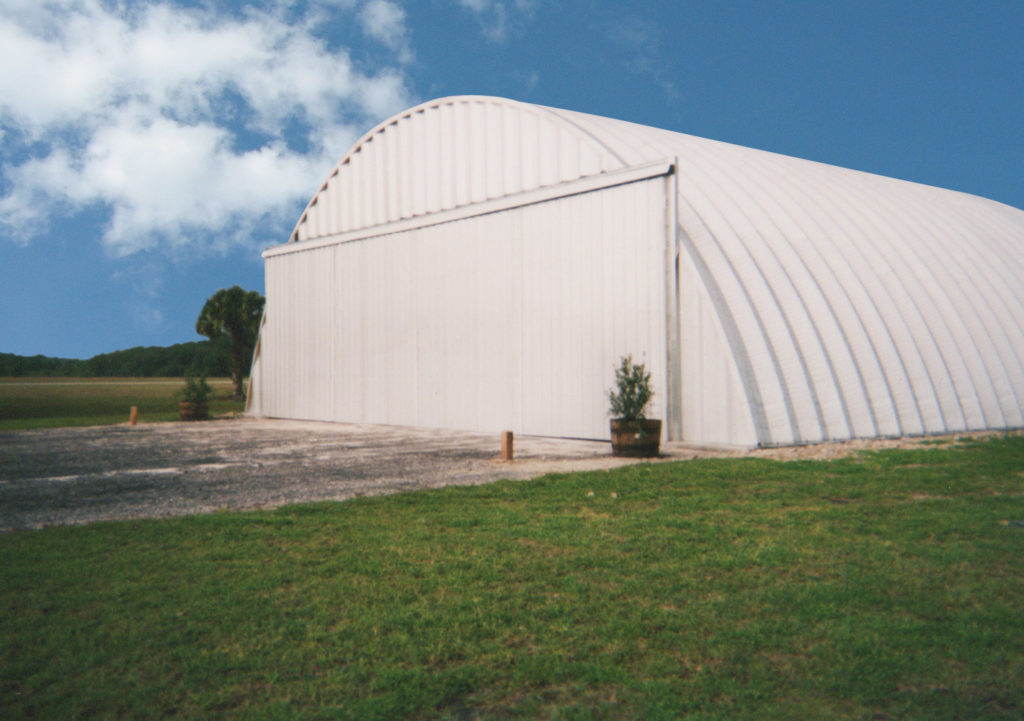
[
  {"left": 0, "top": 0, "right": 415, "bottom": 256},
  {"left": 359, "top": 0, "right": 412, "bottom": 62},
  {"left": 1, "top": 113, "right": 334, "bottom": 255}
]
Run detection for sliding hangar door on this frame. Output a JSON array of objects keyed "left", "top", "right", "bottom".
[{"left": 256, "top": 173, "right": 685, "bottom": 442}]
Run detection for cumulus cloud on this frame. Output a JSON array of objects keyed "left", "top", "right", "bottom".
[
  {"left": 0, "top": 0, "right": 415, "bottom": 256},
  {"left": 359, "top": 0, "right": 412, "bottom": 62}
]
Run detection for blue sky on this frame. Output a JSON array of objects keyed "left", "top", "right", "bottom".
[{"left": 2, "top": 0, "right": 1022, "bottom": 359}]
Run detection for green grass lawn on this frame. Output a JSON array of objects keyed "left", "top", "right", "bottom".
[
  {"left": 0, "top": 377, "right": 244, "bottom": 430},
  {"left": 2, "top": 435, "right": 1023, "bottom": 720}
]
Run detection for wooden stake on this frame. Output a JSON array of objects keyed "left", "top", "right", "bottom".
[
  {"left": 501, "top": 430, "right": 514, "bottom": 461},
  {"left": 129, "top": 406, "right": 138, "bottom": 425}
]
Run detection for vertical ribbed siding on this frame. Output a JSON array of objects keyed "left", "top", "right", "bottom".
[{"left": 261, "top": 179, "right": 667, "bottom": 440}]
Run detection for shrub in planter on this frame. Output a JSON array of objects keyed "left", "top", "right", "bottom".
[
  {"left": 177, "top": 372, "right": 212, "bottom": 421},
  {"left": 608, "top": 355, "right": 661, "bottom": 457}
]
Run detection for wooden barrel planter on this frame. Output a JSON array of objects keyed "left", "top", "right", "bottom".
[
  {"left": 610, "top": 418, "right": 662, "bottom": 457},
  {"left": 178, "top": 401, "right": 209, "bottom": 421}
]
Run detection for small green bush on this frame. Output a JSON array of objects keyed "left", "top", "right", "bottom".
[
  {"left": 608, "top": 355, "right": 654, "bottom": 420},
  {"left": 176, "top": 372, "right": 212, "bottom": 403}
]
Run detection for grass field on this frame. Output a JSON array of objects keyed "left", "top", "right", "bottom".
[
  {"left": 0, "top": 377, "right": 245, "bottom": 430},
  {"left": 2, "top": 435, "right": 1022, "bottom": 719}
]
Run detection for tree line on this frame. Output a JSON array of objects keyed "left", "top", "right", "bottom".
[{"left": 0, "top": 337, "right": 235, "bottom": 378}]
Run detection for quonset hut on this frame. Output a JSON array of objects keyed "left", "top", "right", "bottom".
[{"left": 248, "top": 95, "right": 1024, "bottom": 448}]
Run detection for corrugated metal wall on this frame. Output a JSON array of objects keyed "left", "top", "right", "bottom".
[
  {"left": 667, "top": 142, "right": 1024, "bottom": 446},
  {"left": 258, "top": 178, "right": 670, "bottom": 440},
  {"left": 677, "top": 234, "right": 759, "bottom": 447}
]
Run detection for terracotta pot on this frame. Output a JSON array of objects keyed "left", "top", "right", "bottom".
[
  {"left": 610, "top": 418, "right": 662, "bottom": 457},
  {"left": 178, "top": 400, "right": 209, "bottom": 421}
]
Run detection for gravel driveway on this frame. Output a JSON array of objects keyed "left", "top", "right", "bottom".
[
  {"left": 0, "top": 417, "right": 655, "bottom": 532},
  {"left": 5, "top": 416, "right": 997, "bottom": 532}
]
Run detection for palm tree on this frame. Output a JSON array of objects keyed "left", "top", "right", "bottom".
[{"left": 196, "top": 286, "right": 265, "bottom": 399}]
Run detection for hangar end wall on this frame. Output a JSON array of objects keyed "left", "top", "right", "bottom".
[{"left": 256, "top": 177, "right": 682, "bottom": 441}]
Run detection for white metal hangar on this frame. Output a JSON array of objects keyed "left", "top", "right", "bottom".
[{"left": 248, "top": 95, "right": 1024, "bottom": 448}]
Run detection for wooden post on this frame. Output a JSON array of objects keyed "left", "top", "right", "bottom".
[
  {"left": 501, "top": 430, "right": 514, "bottom": 462},
  {"left": 129, "top": 406, "right": 138, "bottom": 425}
]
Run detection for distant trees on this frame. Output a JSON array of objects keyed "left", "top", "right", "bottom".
[
  {"left": 81, "top": 339, "right": 232, "bottom": 378},
  {"left": 0, "top": 353, "right": 80, "bottom": 377},
  {"left": 0, "top": 342, "right": 232, "bottom": 378},
  {"left": 196, "top": 286, "right": 265, "bottom": 399}
]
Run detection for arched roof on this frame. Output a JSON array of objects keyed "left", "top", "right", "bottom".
[
  {"left": 288, "top": 95, "right": 1024, "bottom": 445},
  {"left": 290, "top": 95, "right": 627, "bottom": 241}
]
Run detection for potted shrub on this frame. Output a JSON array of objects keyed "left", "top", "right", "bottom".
[
  {"left": 608, "top": 355, "right": 661, "bottom": 457},
  {"left": 177, "top": 372, "right": 212, "bottom": 421}
]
